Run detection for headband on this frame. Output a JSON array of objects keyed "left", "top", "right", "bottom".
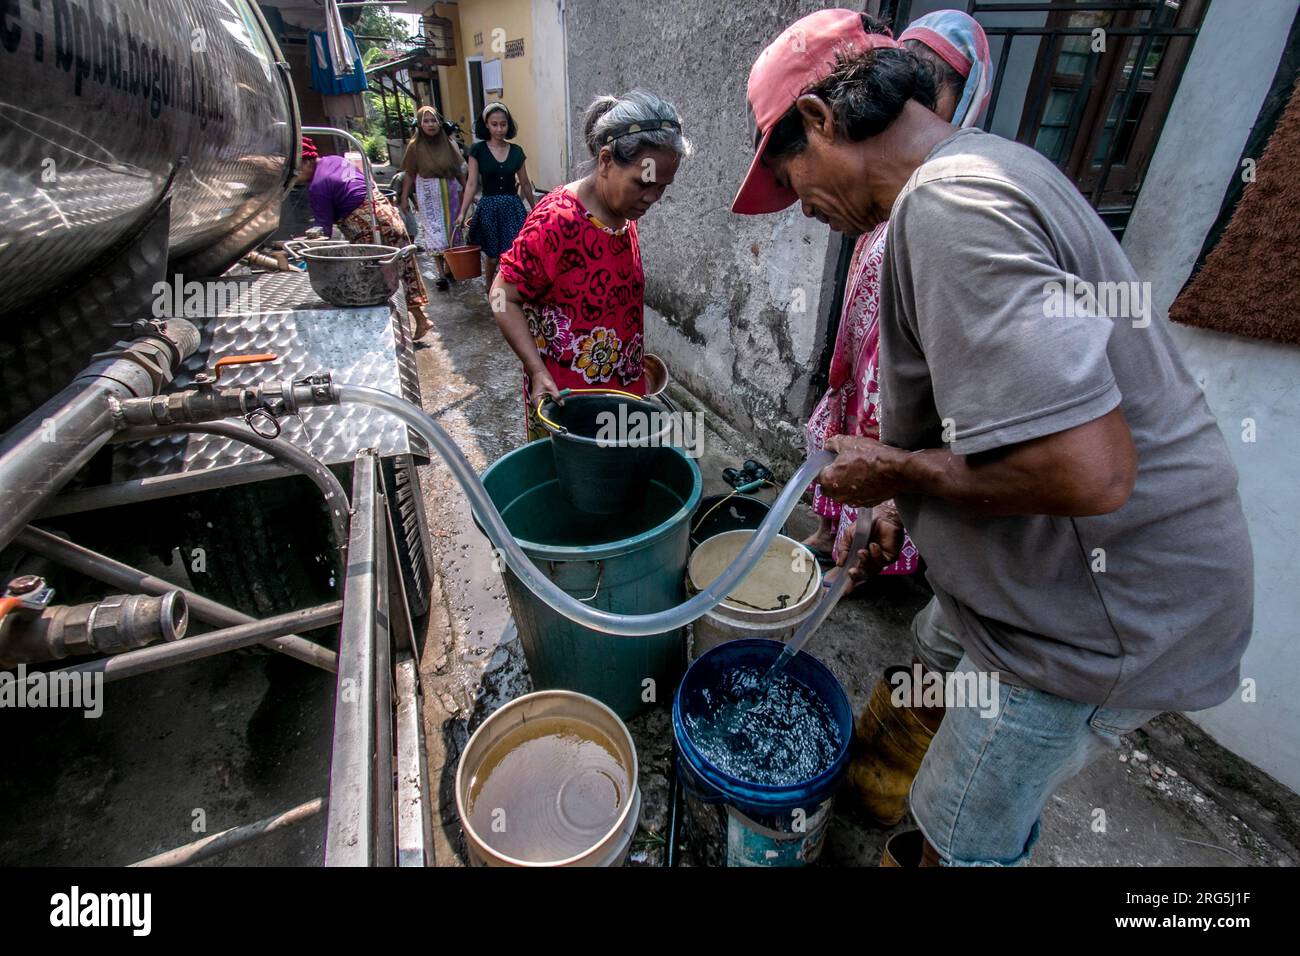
[
  {"left": 601, "top": 118, "right": 682, "bottom": 146},
  {"left": 899, "top": 26, "right": 970, "bottom": 79},
  {"left": 898, "top": 9, "right": 992, "bottom": 129},
  {"left": 481, "top": 102, "right": 510, "bottom": 123}
]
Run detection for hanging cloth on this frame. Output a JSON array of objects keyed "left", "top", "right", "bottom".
[
  {"left": 309, "top": 29, "right": 368, "bottom": 94},
  {"left": 325, "top": 0, "right": 353, "bottom": 77}
]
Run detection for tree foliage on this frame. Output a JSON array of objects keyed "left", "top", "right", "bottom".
[{"left": 355, "top": 7, "right": 410, "bottom": 56}]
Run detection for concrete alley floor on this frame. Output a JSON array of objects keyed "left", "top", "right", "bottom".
[{"left": 410, "top": 261, "right": 1299, "bottom": 868}]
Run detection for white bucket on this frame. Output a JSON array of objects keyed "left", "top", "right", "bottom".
[
  {"left": 455, "top": 690, "right": 641, "bottom": 867},
  {"left": 686, "top": 530, "right": 823, "bottom": 659}
]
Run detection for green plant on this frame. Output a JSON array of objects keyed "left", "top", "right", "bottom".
[
  {"left": 359, "top": 131, "right": 388, "bottom": 164},
  {"left": 384, "top": 111, "right": 414, "bottom": 141},
  {"left": 360, "top": 52, "right": 415, "bottom": 142}
]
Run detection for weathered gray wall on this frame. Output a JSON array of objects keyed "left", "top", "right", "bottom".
[{"left": 564, "top": 0, "right": 845, "bottom": 465}]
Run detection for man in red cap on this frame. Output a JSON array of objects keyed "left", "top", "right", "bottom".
[{"left": 734, "top": 9, "right": 1252, "bottom": 867}]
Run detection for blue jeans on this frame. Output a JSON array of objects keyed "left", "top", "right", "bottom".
[{"left": 909, "top": 652, "right": 1159, "bottom": 866}]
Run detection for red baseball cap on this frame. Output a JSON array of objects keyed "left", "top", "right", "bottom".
[{"left": 733, "top": 9, "right": 899, "bottom": 215}]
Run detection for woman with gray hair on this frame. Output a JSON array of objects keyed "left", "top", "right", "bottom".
[{"left": 495, "top": 90, "right": 690, "bottom": 442}]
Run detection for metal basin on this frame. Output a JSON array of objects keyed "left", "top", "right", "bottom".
[
  {"left": 644, "top": 352, "right": 669, "bottom": 396},
  {"left": 286, "top": 241, "right": 416, "bottom": 307}
]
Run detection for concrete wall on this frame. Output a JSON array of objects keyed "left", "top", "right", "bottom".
[
  {"left": 564, "top": 0, "right": 845, "bottom": 465},
  {"left": 1122, "top": 0, "right": 1300, "bottom": 793}
]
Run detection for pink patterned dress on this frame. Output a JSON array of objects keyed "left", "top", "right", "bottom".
[{"left": 806, "top": 222, "right": 919, "bottom": 574}]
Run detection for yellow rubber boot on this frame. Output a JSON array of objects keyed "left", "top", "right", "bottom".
[
  {"left": 880, "top": 828, "right": 925, "bottom": 867},
  {"left": 844, "top": 665, "right": 942, "bottom": 826}
]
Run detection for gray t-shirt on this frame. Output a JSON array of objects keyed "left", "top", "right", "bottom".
[{"left": 879, "top": 127, "right": 1253, "bottom": 712}]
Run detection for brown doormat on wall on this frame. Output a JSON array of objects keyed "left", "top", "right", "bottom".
[{"left": 1169, "top": 77, "right": 1300, "bottom": 346}]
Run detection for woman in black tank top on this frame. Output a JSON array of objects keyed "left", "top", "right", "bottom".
[{"left": 454, "top": 103, "right": 534, "bottom": 294}]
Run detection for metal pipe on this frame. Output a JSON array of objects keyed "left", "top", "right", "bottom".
[
  {"left": 14, "top": 526, "right": 338, "bottom": 673},
  {"left": 50, "top": 601, "right": 343, "bottom": 683},
  {"left": 373, "top": 476, "right": 395, "bottom": 867},
  {"left": 39, "top": 460, "right": 301, "bottom": 518},
  {"left": 0, "top": 590, "right": 188, "bottom": 668},
  {"left": 561, "top": 0, "right": 573, "bottom": 178},
  {"left": 117, "top": 420, "right": 351, "bottom": 554},
  {"left": 326, "top": 451, "right": 382, "bottom": 866},
  {"left": 394, "top": 658, "right": 429, "bottom": 867},
  {"left": 384, "top": 499, "right": 421, "bottom": 665},
  {"left": 302, "top": 126, "right": 382, "bottom": 243},
  {"left": 0, "top": 320, "right": 199, "bottom": 550},
  {"left": 0, "top": 387, "right": 116, "bottom": 546},
  {"left": 129, "top": 797, "right": 325, "bottom": 867},
  {"left": 666, "top": 770, "right": 680, "bottom": 869}
]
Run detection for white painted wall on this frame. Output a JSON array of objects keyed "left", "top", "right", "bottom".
[
  {"left": 1122, "top": 0, "right": 1300, "bottom": 793},
  {"left": 529, "top": 0, "right": 568, "bottom": 189}
]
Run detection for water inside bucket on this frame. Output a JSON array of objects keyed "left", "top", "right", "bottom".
[
  {"left": 684, "top": 665, "right": 842, "bottom": 787},
  {"left": 499, "top": 476, "right": 685, "bottom": 547},
  {"left": 466, "top": 715, "right": 630, "bottom": 863}
]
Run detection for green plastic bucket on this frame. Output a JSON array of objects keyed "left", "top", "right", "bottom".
[{"left": 478, "top": 439, "right": 702, "bottom": 719}]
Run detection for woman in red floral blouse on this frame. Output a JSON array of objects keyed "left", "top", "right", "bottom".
[{"left": 494, "top": 91, "right": 690, "bottom": 439}]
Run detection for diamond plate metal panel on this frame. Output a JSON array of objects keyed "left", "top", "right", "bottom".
[{"left": 112, "top": 271, "right": 426, "bottom": 483}]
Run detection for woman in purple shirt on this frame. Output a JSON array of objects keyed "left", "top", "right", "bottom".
[{"left": 295, "top": 137, "right": 431, "bottom": 339}]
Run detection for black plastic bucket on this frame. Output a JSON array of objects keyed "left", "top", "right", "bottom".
[
  {"left": 539, "top": 392, "right": 674, "bottom": 515},
  {"left": 689, "top": 494, "right": 772, "bottom": 549}
]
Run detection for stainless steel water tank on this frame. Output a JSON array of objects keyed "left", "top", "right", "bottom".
[{"left": 0, "top": 0, "right": 299, "bottom": 316}]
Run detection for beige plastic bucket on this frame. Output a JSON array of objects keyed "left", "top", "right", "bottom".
[
  {"left": 455, "top": 689, "right": 641, "bottom": 867},
  {"left": 686, "top": 530, "right": 822, "bottom": 658}
]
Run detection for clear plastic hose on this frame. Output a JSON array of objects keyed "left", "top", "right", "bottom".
[{"left": 337, "top": 384, "right": 834, "bottom": 636}]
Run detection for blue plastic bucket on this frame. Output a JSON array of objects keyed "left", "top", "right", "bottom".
[{"left": 672, "top": 639, "right": 852, "bottom": 866}]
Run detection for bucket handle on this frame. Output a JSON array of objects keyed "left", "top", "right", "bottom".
[
  {"left": 688, "top": 483, "right": 772, "bottom": 537},
  {"left": 578, "top": 562, "right": 603, "bottom": 603},
  {"left": 547, "top": 559, "right": 603, "bottom": 602},
  {"left": 534, "top": 386, "right": 647, "bottom": 434},
  {"left": 283, "top": 238, "right": 348, "bottom": 261},
  {"left": 369, "top": 243, "right": 418, "bottom": 269}
]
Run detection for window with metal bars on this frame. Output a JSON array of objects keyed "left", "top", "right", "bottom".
[{"left": 878, "top": 0, "right": 1209, "bottom": 238}]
